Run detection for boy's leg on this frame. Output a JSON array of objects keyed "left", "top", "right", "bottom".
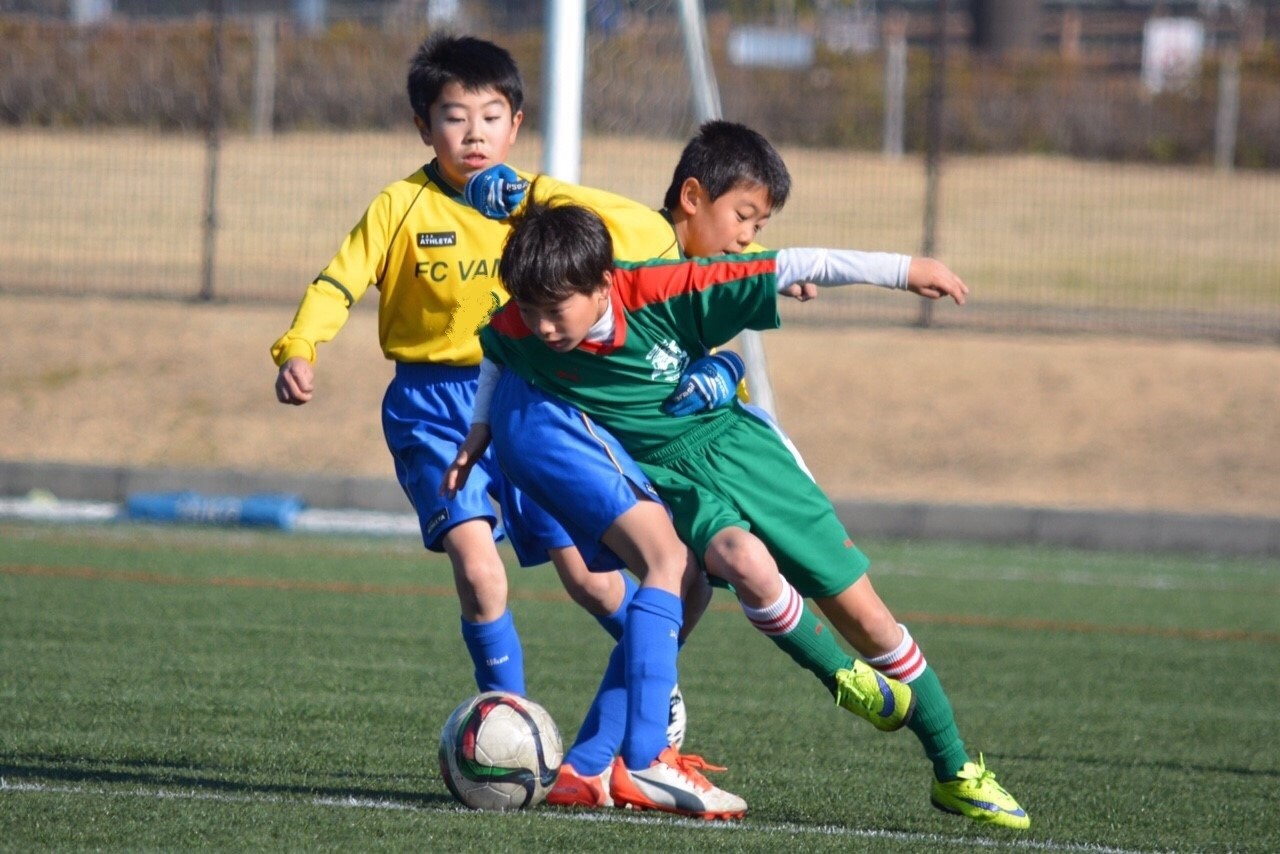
[
  {"left": 547, "top": 641, "right": 626, "bottom": 808},
  {"left": 703, "top": 526, "right": 913, "bottom": 732},
  {"left": 490, "top": 373, "right": 691, "bottom": 748},
  {"left": 817, "top": 576, "right": 1029, "bottom": 829},
  {"left": 548, "top": 545, "right": 634, "bottom": 640},
  {"left": 443, "top": 518, "right": 525, "bottom": 695},
  {"left": 599, "top": 501, "right": 691, "bottom": 766},
  {"left": 383, "top": 363, "right": 528, "bottom": 696},
  {"left": 705, "top": 527, "right": 854, "bottom": 685},
  {"left": 597, "top": 500, "right": 746, "bottom": 819},
  {"left": 816, "top": 575, "right": 966, "bottom": 776}
]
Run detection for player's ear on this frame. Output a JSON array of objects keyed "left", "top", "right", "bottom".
[
  {"left": 597, "top": 271, "right": 613, "bottom": 304},
  {"left": 677, "top": 177, "right": 706, "bottom": 216},
  {"left": 508, "top": 109, "right": 523, "bottom": 142},
  {"left": 414, "top": 114, "right": 432, "bottom": 145}
]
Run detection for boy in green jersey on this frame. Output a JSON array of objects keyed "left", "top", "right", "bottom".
[{"left": 456, "top": 197, "right": 1030, "bottom": 829}]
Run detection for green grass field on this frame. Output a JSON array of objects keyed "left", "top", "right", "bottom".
[{"left": 2, "top": 520, "right": 1277, "bottom": 851}]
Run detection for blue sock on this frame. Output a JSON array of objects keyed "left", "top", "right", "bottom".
[
  {"left": 621, "top": 587, "right": 682, "bottom": 770},
  {"left": 594, "top": 572, "right": 638, "bottom": 642},
  {"left": 459, "top": 610, "right": 524, "bottom": 695},
  {"left": 564, "top": 642, "right": 626, "bottom": 776}
]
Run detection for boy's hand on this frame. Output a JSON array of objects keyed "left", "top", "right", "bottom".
[
  {"left": 907, "top": 257, "right": 969, "bottom": 305},
  {"left": 275, "top": 357, "right": 314, "bottom": 405},
  {"left": 441, "top": 424, "right": 492, "bottom": 498},
  {"left": 779, "top": 281, "right": 819, "bottom": 301},
  {"left": 463, "top": 164, "right": 529, "bottom": 220},
  {"left": 662, "top": 351, "right": 745, "bottom": 417}
]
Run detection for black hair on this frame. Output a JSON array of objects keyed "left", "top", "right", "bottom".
[
  {"left": 407, "top": 33, "right": 524, "bottom": 126},
  {"left": 661, "top": 120, "right": 791, "bottom": 211},
  {"left": 500, "top": 187, "right": 614, "bottom": 306}
]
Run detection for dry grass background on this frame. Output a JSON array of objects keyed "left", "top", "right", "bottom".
[
  {"left": 4, "top": 130, "right": 1279, "bottom": 313},
  {"left": 3, "top": 293, "right": 1277, "bottom": 519},
  {"left": 2, "top": 130, "right": 1277, "bottom": 519}
]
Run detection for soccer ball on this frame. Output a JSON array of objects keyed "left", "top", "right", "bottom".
[{"left": 438, "top": 691, "right": 563, "bottom": 811}]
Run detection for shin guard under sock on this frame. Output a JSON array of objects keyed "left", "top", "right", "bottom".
[
  {"left": 740, "top": 582, "right": 854, "bottom": 693},
  {"left": 620, "top": 587, "right": 682, "bottom": 769},
  {"left": 868, "top": 623, "right": 968, "bottom": 779},
  {"left": 460, "top": 610, "right": 525, "bottom": 695},
  {"left": 564, "top": 642, "right": 626, "bottom": 776}
]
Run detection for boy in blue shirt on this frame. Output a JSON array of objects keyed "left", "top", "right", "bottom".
[{"left": 450, "top": 195, "right": 1029, "bottom": 829}]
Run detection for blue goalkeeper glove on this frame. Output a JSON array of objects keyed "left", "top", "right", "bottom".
[
  {"left": 463, "top": 163, "right": 529, "bottom": 220},
  {"left": 662, "top": 351, "right": 746, "bottom": 417}
]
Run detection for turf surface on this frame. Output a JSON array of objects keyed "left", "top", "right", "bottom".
[{"left": 2, "top": 520, "right": 1276, "bottom": 851}]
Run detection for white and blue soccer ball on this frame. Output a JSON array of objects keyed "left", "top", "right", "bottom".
[{"left": 438, "top": 691, "right": 563, "bottom": 811}]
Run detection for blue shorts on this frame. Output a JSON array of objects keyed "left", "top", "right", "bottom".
[
  {"left": 381, "top": 362, "right": 572, "bottom": 567},
  {"left": 488, "top": 370, "right": 663, "bottom": 572}
]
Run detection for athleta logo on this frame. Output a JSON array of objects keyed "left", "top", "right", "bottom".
[
  {"left": 417, "top": 231, "right": 457, "bottom": 247},
  {"left": 425, "top": 508, "right": 449, "bottom": 536},
  {"left": 646, "top": 339, "right": 687, "bottom": 383}
]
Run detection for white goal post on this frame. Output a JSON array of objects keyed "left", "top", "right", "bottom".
[{"left": 542, "top": 0, "right": 779, "bottom": 419}]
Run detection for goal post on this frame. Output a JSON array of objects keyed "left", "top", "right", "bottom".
[
  {"left": 542, "top": 0, "right": 586, "bottom": 184},
  {"left": 675, "top": 0, "right": 778, "bottom": 419},
  {"left": 543, "top": 0, "right": 780, "bottom": 418}
]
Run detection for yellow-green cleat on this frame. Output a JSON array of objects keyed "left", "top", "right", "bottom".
[
  {"left": 930, "top": 754, "right": 1030, "bottom": 829},
  {"left": 833, "top": 660, "right": 915, "bottom": 732}
]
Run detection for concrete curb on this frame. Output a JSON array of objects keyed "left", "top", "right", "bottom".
[
  {"left": 2, "top": 459, "right": 1277, "bottom": 557},
  {"left": 832, "top": 499, "right": 1280, "bottom": 558}
]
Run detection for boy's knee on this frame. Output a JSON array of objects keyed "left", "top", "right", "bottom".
[
  {"left": 559, "top": 567, "right": 626, "bottom": 617},
  {"left": 704, "top": 528, "right": 779, "bottom": 598}
]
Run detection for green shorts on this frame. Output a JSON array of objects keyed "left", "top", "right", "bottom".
[{"left": 636, "top": 409, "right": 869, "bottom": 599}]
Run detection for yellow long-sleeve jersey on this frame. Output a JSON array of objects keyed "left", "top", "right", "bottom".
[{"left": 271, "top": 160, "right": 682, "bottom": 368}]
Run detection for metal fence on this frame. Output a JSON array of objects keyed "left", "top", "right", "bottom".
[{"left": 2, "top": 1, "right": 1278, "bottom": 342}]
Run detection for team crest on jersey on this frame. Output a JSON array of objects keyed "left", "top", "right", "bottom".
[
  {"left": 646, "top": 339, "right": 688, "bottom": 383},
  {"left": 417, "top": 232, "right": 457, "bottom": 247}
]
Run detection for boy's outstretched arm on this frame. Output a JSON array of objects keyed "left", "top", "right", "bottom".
[
  {"left": 775, "top": 248, "right": 969, "bottom": 305},
  {"left": 275, "top": 357, "right": 315, "bottom": 405}
]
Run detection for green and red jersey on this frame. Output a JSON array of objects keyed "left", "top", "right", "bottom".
[{"left": 480, "top": 251, "right": 780, "bottom": 457}]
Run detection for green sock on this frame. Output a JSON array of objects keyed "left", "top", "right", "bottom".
[
  {"left": 742, "top": 593, "right": 853, "bottom": 692},
  {"left": 905, "top": 665, "right": 970, "bottom": 779}
]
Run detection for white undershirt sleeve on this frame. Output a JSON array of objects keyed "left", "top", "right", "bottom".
[
  {"left": 775, "top": 248, "right": 911, "bottom": 292},
  {"left": 472, "top": 358, "right": 501, "bottom": 425}
]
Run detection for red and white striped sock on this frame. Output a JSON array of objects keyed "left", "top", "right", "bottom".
[
  {"left": 868, "top": 623, "right": 927, "bottom": 683},
  {"left": 740, "top": 582, "right": 803, "bottom": 637}
]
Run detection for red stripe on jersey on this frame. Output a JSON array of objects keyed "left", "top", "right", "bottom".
[
  {"left": 613, "top": 256, "right": 777, "bottom": 313},
  {"left": 487, "top": 303, "right": 535, "bottom": 339}
]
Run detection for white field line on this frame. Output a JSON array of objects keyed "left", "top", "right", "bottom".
[{"left": 0, "top": 777, "right": 1163, "bottom": 854}]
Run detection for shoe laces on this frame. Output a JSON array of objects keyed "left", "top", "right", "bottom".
[
  {"left": 660, "top": 748, "right": 726, "bottom": 792},
  {"left": 834, "top": 668, "right": 875, "bottom": 711},
  {"left": 957, "top": 754, "right": 1011, "bottom": 796}
]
